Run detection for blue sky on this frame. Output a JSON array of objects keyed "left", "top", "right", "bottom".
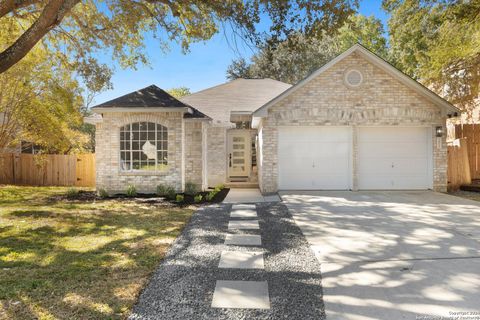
[{"left": 93, "top": 1, "right": 389, "bottom": 105}]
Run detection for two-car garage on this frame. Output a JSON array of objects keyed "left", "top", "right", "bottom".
[{"left": 277, "top": 126, "right": 433, "bottom": 190}]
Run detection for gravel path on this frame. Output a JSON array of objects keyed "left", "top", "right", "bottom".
[{"left": 129, "top": 202, "right": 325, "bottom": 320}]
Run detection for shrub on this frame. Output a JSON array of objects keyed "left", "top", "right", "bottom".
[
  {"left": 66, "top": 188, "right": 79, "bottom": 199},
  {"left": 125, "top": 185, "right": 137, "bottom": 197},
  {"left": 215, "top": 183, "right": 225, "bottom": 190},
  {"left": 194, "top": 194, "right": 203, "bottom": 203},
  {"left": 164, "top": 186, "right": 176, "bottom": 200},
  {"left": 157, "top": 184, "right": 176, "bottom": 200},
  {"left": 176, "top": 194, "right": 184, "bottom": 203},
  {"left": 206, "top": 191, "right": 216, "bottom": 201},
  {"left": 184, "top": 181, "right": 199, "bottom": 196},
  {"left": 98, "top": 188, "right": 109, "bottom": 199}
]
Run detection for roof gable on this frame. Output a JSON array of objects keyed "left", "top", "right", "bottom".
[
  {"left": 253, "top": 44, "right": 459, "bottom": 117},
  {"left": 92, "top": 85, "right": 209, "bottom": 119},
  {"left": 93, "top": 85, "right": 189, "bottom": 109}
]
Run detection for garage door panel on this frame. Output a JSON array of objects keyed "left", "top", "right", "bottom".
[
  {"left": 358, "top": 142, "right": 428, "bottom": 158},
  {"left": 278, "top": 127, "right": 351, "bottom": 190},
  {"left": 357, "top": 127, "right": 432, "bottom": 190},
  {"left": 358, "top": 127, "right": 428, "bottom": 142}
]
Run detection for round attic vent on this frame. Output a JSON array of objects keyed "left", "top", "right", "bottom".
[{"left": 345, "top": 69, "right": 363, "bottom": 87}]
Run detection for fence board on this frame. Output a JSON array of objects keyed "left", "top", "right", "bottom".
[
  {"left": 0, "top": 153, "right": 14, "bottom": 184},
  {"left": 0, "top": 153, "right": 95, "bottom": 187},
  {"left": 454, "top": 124, "right": 480, "bottom": 179},
  {"left": 447, "top": 138, "right": 471, "bottom": 191}
]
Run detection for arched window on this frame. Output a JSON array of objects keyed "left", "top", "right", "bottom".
[{"left": 120, "top": 122, "right": 168, "bottom": 171}]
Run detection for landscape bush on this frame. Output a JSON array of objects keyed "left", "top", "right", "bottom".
[
  {"left": 98, "top": 188, "right": 109, "bottom": 199},
  {"left": 184, "top": 181, "right": 199, "bottom": 196},
  {"left": 126, "top": 185, "right": 137, "bottom": 197}
]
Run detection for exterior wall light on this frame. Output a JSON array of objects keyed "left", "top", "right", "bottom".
[{"left": 435, "top": 126, "right": 444, "bottom": 137}]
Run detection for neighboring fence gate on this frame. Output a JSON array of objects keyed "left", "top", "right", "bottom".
[{"left": 0, "top": 153, "right": 95, "bottom": 187}]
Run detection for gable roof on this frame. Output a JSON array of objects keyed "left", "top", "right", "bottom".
[
  {"left": 92, "top": 85, "right": 209, "bottom": 119},
  {"left": 253, "top": 44, "right": 459, "bottom": 117},
  {"left": 180, "top": 78, "right": 291, "bottom": 123}
]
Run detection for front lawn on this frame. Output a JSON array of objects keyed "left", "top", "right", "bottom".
[{"left": 0, "top": 186, "right": 194, "bottom": 320}]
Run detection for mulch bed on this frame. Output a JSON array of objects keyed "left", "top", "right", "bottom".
[{"left": 52, "top": 188, "right": 230, "bottom": 206}]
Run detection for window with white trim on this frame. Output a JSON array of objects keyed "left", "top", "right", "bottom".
[{"left": 120, "top": 122, "right": 168, "bottom": 171}]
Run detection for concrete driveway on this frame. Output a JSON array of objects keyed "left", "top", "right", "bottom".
[{"left": 280, "top": 191, "right": 480, "bottom": 320}]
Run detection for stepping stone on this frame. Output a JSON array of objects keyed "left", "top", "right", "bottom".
[
  {"left": 211, "top": 280, "right": 270, "bottom": 309},
  {"left": 232, "top": 204, "right": 256, "bottom": 210},
  {"left": 228, "top": 220, "right": 259, "bottom": 230},
  {"left": 218, "top": 251, "right": 264, "bottom": 269},
  {"left": 230, "top": 209, "right": 257, "bottom": 218},
  {"left": 225, "top": 234, "right": 262, "bottom": 246}
]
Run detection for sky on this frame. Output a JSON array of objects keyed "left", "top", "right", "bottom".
[{"left": 93, "top": 1, "right": 389, "bottom": 105}]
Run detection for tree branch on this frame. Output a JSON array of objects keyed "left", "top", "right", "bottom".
[
  {"left": 0, "top": 0, "right": 79, "bottom": 73},
  {"left": 0, "top": 0, "right": 40, "bottom": 18}
]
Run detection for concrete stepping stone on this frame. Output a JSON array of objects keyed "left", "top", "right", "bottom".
[
  {"left": 225, "top": 234, "right": 261, "bottom": 246},
  {"left": 218, "top": 251, "right": 264, "bottom": 269},
  {"left": 230, "top": 209, "right": 257, "bottom": 218},
  {"left": 211, "top": 280, "right": 270, "bottom": 309},
  {"left": 232, "top": 204, "right": 256, "bottom": 210},
  {"left": 228, "top": 220, "right": 259, "bottom": 230}
]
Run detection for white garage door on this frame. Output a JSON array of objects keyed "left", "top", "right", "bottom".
[
  {"left": 278, "top": 127, "right": 351, "bottom": 190},
  {"left": 357, "top": 127, "right": 432, "bottom": 190}
]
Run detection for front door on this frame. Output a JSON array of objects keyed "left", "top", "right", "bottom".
[{"left": 227, "top": 130, "right": 251, "bottom": 178}]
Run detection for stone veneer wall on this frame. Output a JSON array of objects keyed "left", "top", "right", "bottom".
[
  {"left": 259, "top": 52, "right": 448, "bottom": 193},
  {"left": 184, "top": 121, "right": 204, "bottom": 187},
  {"left": 95, "top": 112, "right": 184, "bottom": 194},
  {"left": 206, "top": 125, "right": 227, "bottom": 187}
]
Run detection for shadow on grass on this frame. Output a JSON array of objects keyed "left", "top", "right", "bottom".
[{"left": 0, "top": 194, "right": 194, "bottom": 320}]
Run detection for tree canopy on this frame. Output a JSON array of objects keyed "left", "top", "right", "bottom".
[
  {"left": 0, "top": 18, "right": 87, "bottom": 153},
  {"left": 166, "top": 87, "right": 191, "bottom": 99},
  {"left": 227, "top": 14, "right": 387, "bottom": 84},
  {"left": 384, "top": 0, "right": 480, "bottom": 114},
  {"left": 0, "top": 0, "right": 358, "bottom": 91}
]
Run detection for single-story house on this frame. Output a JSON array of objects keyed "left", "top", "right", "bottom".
[{"left": 86, "top": 44, "right": 459, "bottom": 194}]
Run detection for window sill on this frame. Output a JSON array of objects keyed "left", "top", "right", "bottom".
[{"left": 119, "top": 171, "right": 169, "bottom": 176}]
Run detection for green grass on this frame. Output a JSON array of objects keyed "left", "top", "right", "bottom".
[{"left": 0, "top": 185, "right": 194, "bottom": 320}]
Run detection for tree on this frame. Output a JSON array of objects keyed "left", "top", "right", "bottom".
[
  {"left": 384, "top": 0, "right": 480, "bottom": 114},
  {"left": 0, "top": 20, "right": 87, "bottom": 153},
  {"left": 227, "top": 14, "right": 388, "bottom": 84},
  {"left": 0, "top": 0, "right": 359, "bottom": 83},
  {"left": 167, "top": 87, "right": 191, "bottom": 99}
]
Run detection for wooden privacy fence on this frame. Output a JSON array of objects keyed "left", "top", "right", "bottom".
[
  {"left": 453, "top": 124, "right": 480, "bottom": 180},
  {"left": 447, "top": 138, "right": 471, "bottom": 191},
  {"left": 0, "top": 153, "right": 95, "bottom": 187}
]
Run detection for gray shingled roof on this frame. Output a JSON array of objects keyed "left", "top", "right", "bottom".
[
  {"left": 180, "top": 79, "right": 291, "bottom": 123},
  {"left": 92, "top": 85, "right": 209, "bottom": 119}
]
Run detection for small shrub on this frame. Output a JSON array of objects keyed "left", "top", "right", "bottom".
[
  {"left": 194, "top": 194, "right": 203, "bottom": 203},
  {"left": 66, "top": 188, "right": 79, "bottom": 199},
  {"left": 164, "top": 186, "right": 176, "bottom": 200},
  {"left": 206, "top": 191, "right": 216, "bottom": 201},
  {"left": 125, "top": 185, "right": 137, "bottom": 197},
  {"left": 157, "top": 184, "right": 176, "bottom": 200},
  {"left": 176, "top": 194, "right": 184, "bottom": 203},
  {"left": 98, "top": 188, "right": 109, "bottom": 199},
  {"left": 184, "top": 181, "right": 199, "bottom": 196},
  {"left": 215, "top": 183, "right": 225, "bottom": 190}
]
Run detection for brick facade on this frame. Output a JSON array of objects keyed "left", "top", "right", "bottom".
[
  {"left": 184, "top": 121, "right": 204, "bottom": 187},
  {"left": 95, "top": 112, "right": 188, "bottom": 194},
  {"left": 258, "top": 52, "right": 448, "bottom": 193}
]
